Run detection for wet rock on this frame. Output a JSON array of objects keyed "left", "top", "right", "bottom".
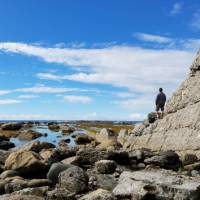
[
  {"left": 59, "top": 166, "right": 88, "bottom": 194},
  {"left": 62, "top": 127, "right": 75, "bottom": 135},
  {"left": 113, "top": 168, "right": 200, "bottom": 199},
  {"left": 0, "top": 170, "right": 19, "bottom": 179},
  {"left": 1, "top": 123, "right": 22, "bottom": 131},
  {"left": 47, "top": 162, "right": 71, "bottom": 183},
  {"left": 5, "top": 150, "right": 46, "bottom": 177},
  {"left": 18, "top": 130, "right": 43, "bottom": 141},
  {"left": 0, "top": 141, "right": 15, "bottom": 150},
  {"left": 95, "top": 160, "right": 117, "bottom": 174},
  {"left": 75, "top": 134, "right": 93, "bottom": 145},
  {"left": 79, "top": 188, "right": 116, "bottom": 200},
  {"left": 48, "top": 124, "right": 60, "bottom": 131},
  {"left": 144, "top": 150, "right": 181, "bottom": 171},
  {"left": 183, "top": 154, "right": 198, "bottom": 166}
]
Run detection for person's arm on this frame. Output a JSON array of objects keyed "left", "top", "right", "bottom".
[
  {"left": 155, "top": 94, "right": 159, "bottom": 105},
  {"left": 164, "top": 94, "right": 166, "bottom": 104}
]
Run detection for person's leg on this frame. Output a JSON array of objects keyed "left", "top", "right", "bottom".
[
  {"left": 156, "top": 105, "right": 160, "bottom": 119},
  {"left": 160, "top": 106, "right": 164, "bottom": 118}
]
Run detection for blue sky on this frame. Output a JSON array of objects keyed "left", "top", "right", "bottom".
[{"left": 0, "top": 0, "right": 199, "bottom": 121}]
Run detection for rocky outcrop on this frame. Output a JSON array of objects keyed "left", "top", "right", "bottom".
[
  {"left": 113, "top": 168, "right": 200, "bottom": 199},
  {"left": 124, "top": 51, "right": 200, "bottom": 158}
]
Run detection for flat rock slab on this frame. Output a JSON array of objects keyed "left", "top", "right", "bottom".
[{"left": 113, "top": 168, "right": 200, "bottom": 199}]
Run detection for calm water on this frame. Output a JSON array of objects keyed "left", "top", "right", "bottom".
[{"left": 10, "top": 125, "right": 86, "bottom": 147}]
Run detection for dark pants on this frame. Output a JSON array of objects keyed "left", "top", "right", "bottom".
[{"left": 156, "top": 104, "right": 164, "bottom": 112}]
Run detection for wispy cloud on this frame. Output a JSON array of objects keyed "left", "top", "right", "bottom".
[
  {"left": 191, "top": 10, "right": 200, "bottom": 30},
  {"left": 17, "top": 94, "right": 39, "bottom": 99},
  {"left": 0, "top": 99, "right": 22, "bottom": 105},
  {"left": 0, "top": 90, "right": 11, "bottom": 95},
  {"left": 63, "top": 95, "right": 93, "bottom": 103},
  {"left": 133, "top": 32, "right": 173, "bottom": 44},
  {"left": 170, "top": 3, "right": 183, "bottom": 15},
  {"left": 0, "top": 114, "right": 54, "bottom": 120}
]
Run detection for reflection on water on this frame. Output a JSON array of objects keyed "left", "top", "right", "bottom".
[{"left": 10, "top": 125, "right": 86, "bottom": 147}]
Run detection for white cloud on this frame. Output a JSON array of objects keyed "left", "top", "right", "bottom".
[
  {"left": 133, "top": 32, "right": 173, "bottom": 44},
  {"left": 0, "top": 42, "right": 196, "bottom": 104},
  {"left": 15, "top": 84, "right": 78, "bottom": 93},
  {"left": 0, "top": 99, "right": 22, "bottom": 105},
  {"left": 82, "top": 112, "right": 97, "bottom": 120},
  {"left": 0, "top": 90, "right": 11, "bottom": 95},
  {"left": 0, "top": 114, "right": 54, "bottom": 120},
  {"left": 63, "top": 95, "right": 92, "bottom": 103},
  {"left": 192, "top": 10, "right": 200, "bottom": 30},
  {"left": 17, "top": 94, "right": 39, "bottom": 99},
  {"left": 170, "top": 3, "right": 183, "bottom": 15}
]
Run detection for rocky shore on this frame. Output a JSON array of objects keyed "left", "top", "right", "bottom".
[{"left": 0, "top": 120, "right": 199, "bottom": 200}]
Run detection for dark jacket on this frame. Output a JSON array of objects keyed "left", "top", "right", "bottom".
[{"left": 156, "top": 92, "right": 166, "bottom": 106}]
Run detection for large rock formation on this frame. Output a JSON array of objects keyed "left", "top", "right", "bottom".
[{"left": 124, "top": 50, "right": 200, "bottom": 158}]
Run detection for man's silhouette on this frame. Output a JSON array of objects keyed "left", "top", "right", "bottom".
[{"left": 155, "top": 88, "right": 166, "bottom": 119}]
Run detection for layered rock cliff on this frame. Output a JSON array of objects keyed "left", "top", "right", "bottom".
[{"left": 124, "top": 50, "right": 200, "bottom": 158}]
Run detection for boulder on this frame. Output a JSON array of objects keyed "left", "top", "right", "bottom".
[
  {"left": 95, "top": 160, "right": 117, "bottom": 174},
  {"left": 18, "top": 130, "right": 43, "bottom": 140},
  {"left": 0, "top": 150, "right": 11, "bottom": 165},
  {"left": 59, "top": 166, "right": 88, "bottom": 193},
  {"left": 21, "top": 141, "right": 55, "bottom": 153},
  {"left": 117, "top": 129, "right": 128, "bottom": 146},
  {"left": 77, "top": 148, "right": 108, "bottom": 166},
  {"left": 47, "top": 162, "right": 71, "bottom": 183},
  {"left": 1, "top": 123, "right": 22, "bottom": 131},
  {"left": 144, "top": 151, "right": 181, "bottom": 171},
  {"left": 79, "top": 189, "right": 116, "bottom": 200},
  {"left": 0, "top": 141, "right": 15, "bottom": 150},
  {"left": 107, "top": 150, "right": 129, "bottom": 165},
  {"left": 113, "top": 168, "right": 200, "bottom": 199},
  {"left": 147, "top": 112, "right": 157, "bottom": 123},
  {"left": 62, "top": 127, "right": 75, "bottom": 135},
  {"left": 48, "top": 124, "right": 60, "bottom": 131},
  {"left": 75, "top": 134, "right": 93, "bottom": 144},
  {"left": 5, "top": 150, "right": 46, "bottom": 176}
]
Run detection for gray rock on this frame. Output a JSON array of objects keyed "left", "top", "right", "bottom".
[
  {"left": 5, "top": 150, "right": 46, "bottom": 176},
  {"left": 117, "top": 129, "right": 128, "bottom": 146},
  {"left": 113, "top": 168, "right": 200, "bottom": 199},
  {"left": 79, "top": 189, "right": 116, "bottom": 200},
  {"left": 59, "top": 166, "right": 88, "bottom": 194},
  {"left": 144, "top": 151, "right": 181, "bottom": 171},
  {"left": 0, "top": 141, "right": 15, "bottom": 150},
  {"left": 18, "top": 130, "right": 43, "bottom": 140},
  {"left": 47, "top": 162, "right": 71, "bottom": 183},
  {"left": 0, "top": 194, "right": 44, "bottom": 200},
  {"left": 46, "top": 188, "right": 75, "bottom": 200},
  {"left": 75, "top": 134, "right": 93, "bottom": 144},
  {"left": 95, "top": 160, "right": 117, "bottom": 174}
]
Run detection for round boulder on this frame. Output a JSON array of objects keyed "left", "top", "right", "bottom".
[
  {"left": 59, "top": 166, "right": 88, "bottom": 193},
  {"left": 1, "top": 123, "right": 22, "bottom": 131},
  {"left": 95, "top": 160, "right": 117, "bottom": 174}
]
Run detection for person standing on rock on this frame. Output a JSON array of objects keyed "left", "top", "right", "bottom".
[{"left": 155, "top": 88, "right": 166, "bottom": 119}]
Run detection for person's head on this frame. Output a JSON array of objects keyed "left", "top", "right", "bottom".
[{"left": 159, "top": 88, "right": 163, "bottom": 92}]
